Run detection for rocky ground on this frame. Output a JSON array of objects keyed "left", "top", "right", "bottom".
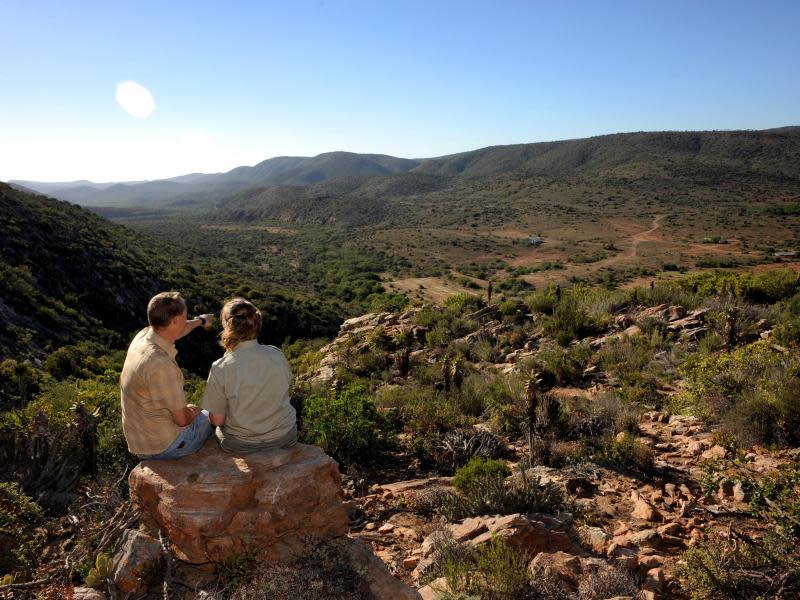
[
  {"left": 12, "top": 298, "right": 797, "bottom": 599},
  {"left": 308, "top": 303, "right": 799, "bottom": 599},
  {"left": 341, "top": 412, "right": 798, "bottom": 599}
]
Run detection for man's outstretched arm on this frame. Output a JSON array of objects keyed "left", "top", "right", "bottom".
[{"left": 176, "top": 314, "right": 215, "bottom": 340}]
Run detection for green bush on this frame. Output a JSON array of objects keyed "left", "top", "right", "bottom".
[
  {"left": 677, "top": 269, "right": 798, "bottom": 305},
  {"left": 748, "top": 462, "right": 800, "bottom": 537},
  {"left": 442, "top": 537, "right": 531, "bottom": 600},
  {"left": 44, "top": 342, "right": 126, "bottom": 381},
  {"left": 282, "top": 338, "right": 328, "bottom": 378},
  {"left": 431, "top": 430, "right": 506, "bottom": 474},
  {"left": 678, "top": 340, "right": 800, "bottom": 446},
  {"left": 774, "top": 292, "right": 800, "bottom": 347},
  {"left": 594, "top": 433, "right": 654, "bottom": 473},
  {"left": 0, "top": 482, "right": 45, "bottom": 574},
  {"left": 441, "top": 468, "right": 565, "bottom": 521},
  {"left": 367, "top": 328, "right": 394, "bottom": 352},
  {"left": 542, "top": 296, "right": 602, "bottom": 346},
  {"left": 526, "top": 341, "right": 591, "bottom": 386},
  {"left": 367, "top": 291, "right": 408, "bottom": 313},
  {"left": 452, "top": 458, "right": 511, "bottom": 494},
  {"left": 444, "top": 293, "right": 484, "bottom": 315},
  {"left": 229, "top": 537, "right": 370, "bottom": 600},
  {"left": 525, "top": 287, "right": 559, "bottom": 316},
  {"left": 0, "top": 358, "right": 42, "bottom": 408},
  {"left": 675, "top": 532, "right": 800, "bottom": 600},
  {"left": 301, "top": 382, "right": 393, "bottom": 466},
  {"left": 395, "top": 385, "right": 470, "bottom": 442}
]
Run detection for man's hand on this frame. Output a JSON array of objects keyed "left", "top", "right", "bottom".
[
  {"left": 197, "top": 314, "right": 215, "bottom": 328},
  {"left": 177, "top": 314, "right": 216, "bottom": 340}
]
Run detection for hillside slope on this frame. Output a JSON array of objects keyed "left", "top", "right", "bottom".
[
  {"left": 0, "top": 183, "right": 169, "bottom": 358},
  {"left": 211, "top": 128, "right": 800, "bottom": 228},
  {"left": 0, "top": 184, "right": 342, "bottom": 364}
]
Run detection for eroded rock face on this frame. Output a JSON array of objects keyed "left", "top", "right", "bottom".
[
  {"left": 343, "top": 537, "right": 422, "bottom": 600},
  {"left": 111, "top": 529, "right": 163, "bottom": 594},
  {"left": 129, "top": 443, "right": 349, "bottom": 564}
]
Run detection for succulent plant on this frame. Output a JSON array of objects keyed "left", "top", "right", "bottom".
[{"left": 84, "top": 553, "right": 111, "bottom": 589}]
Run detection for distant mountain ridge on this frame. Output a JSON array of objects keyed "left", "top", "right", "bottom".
[
  {"left": 10, "top": 127, "right": 800, "bottom": 209},
  {"left": 11, "top": 151, "right": 422, "bottom": 207}
]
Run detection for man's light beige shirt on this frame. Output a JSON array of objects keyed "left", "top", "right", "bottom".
[
  {"left": 120, "top": 327, "right": 186, "bottom": 455},
  {"left": 202, "top": 341, "right": 295, "bottom": 445}
]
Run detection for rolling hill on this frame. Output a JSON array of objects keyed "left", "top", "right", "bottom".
[{"left": 13, "top": 128, "right": 800, "bottom": 212}]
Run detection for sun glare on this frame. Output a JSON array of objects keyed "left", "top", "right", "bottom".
[{"left": 115, "top": 80, "right": 156, "bottom": 119}]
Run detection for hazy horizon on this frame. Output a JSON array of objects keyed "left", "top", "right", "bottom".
[{"left": 9, "top": 123, "right": 800, "bottom": 186}]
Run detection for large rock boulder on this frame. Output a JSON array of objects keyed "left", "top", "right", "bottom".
[{"left": 129, "top": 443, "right": 349, "bottom": 564}]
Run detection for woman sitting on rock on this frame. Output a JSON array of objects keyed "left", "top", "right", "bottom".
[{"left": 202, "top": 298, "right": 297, "bottom": 453}]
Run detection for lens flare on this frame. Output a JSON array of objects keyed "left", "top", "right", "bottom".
[{"left": 115, "top": 81, "right": 156, "bottom": 119}]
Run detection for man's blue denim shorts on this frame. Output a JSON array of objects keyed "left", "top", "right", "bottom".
[{"left": 138, "top": 410, "right": 213, "bottom": 460}]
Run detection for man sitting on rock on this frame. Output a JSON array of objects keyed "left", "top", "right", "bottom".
[{"left": 120, "top": 291, "right": 214, "bottom": 459}]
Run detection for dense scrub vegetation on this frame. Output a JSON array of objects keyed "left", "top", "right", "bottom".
[{"left": 2, "top": 179, "right": 800, "bottom": 597}]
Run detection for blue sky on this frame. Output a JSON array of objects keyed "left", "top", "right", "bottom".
[{"left": 1, "top": 0, "right": 798, "bottom": 181}]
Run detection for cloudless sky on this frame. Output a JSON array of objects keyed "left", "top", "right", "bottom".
[{"left": 1, "top": 0, "right": 799, "bottom": 181}]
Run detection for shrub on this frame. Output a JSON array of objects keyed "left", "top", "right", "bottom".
[
  {"left": 575, "top": 565, "right": 643, "bottom": 599},
  {"left": 301, "top": 382, "right": 393, "bottom": 466},
  {"left": 229, "top": 537, "right": 370, "bottom": 600},
  {"left": 748, "top": 462, "right": 800, "bottom": 538},
  {"left": 452, "top": 458, "right": 511, "bottom": 494},
  {"left": 406, "top": 486, "right": 452, "bottom": 517},
  {"left": 526, "top": 341, "right": 592, "bottom": 386},
  {"left": 282, "top": 338, "right": 328, "bottom": 378},
  {"left": 675, "top": 532, "right": 800, "bottom": 600},
  {"left": 0, "top": 358, "right": 43, "bottom": 408},
  {"left": 444, "top": 293, "right": 484, "bottom": 315},
  {"left": 0, "top": 482, "right": 45, "bottom": 574},
  {"left": 594, "top": 433, "right": 654, "bottom": 473},
  {"left": 431, "top": 430, "right": 506, "bottom": 474},
  {"left": 442, "top": 538, "right": 532, "bottom": 600},
  {"left": 43, "top": 342, "right": 126, "bottom": 381},
  {"left": 395, "top": 385, "right": 468, "bottom": 441},
  {"left": 367, "top": 291, "right": 408, "bottom": 313},
  {"left": 547, "top": 439, "right": 590, "bottom": 468},
  {"left": 564, "top": 393, "right": 640, "bottom": 440},
  {"left": 367, "top": 328, "right": 394, "bottom": 352},
  {"left": 525, "top": 287, "right": 559, "bottom": 316},
  {"left": 774, "top": 292, "right": 800, "bottom": 347},
  {"left": 0, "top": 378, "right": 134, "bottom": 508},
  {"left": 440, "top": 469, "right": 565, "bottom": 521},
  {"left": 597, "top": 329, "right": 671, "bottom": 387},
  {"left": 542, "top": 296, "right": 602, "bottom": 346},
  {"left": 678, "top": 340, "right": 800, "bottom": 446}
]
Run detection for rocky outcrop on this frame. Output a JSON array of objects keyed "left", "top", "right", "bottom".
[
  {"left": 111, "top": 529, "right": 164, "bottom": 594},
  {"left": 344, "top": 537, "right": 422, "bottom": 600},
  {"left": 129, "top": 443, "right": 349, "bottom": 564}
]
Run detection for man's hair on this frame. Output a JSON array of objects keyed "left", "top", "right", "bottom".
[
  {"left": 220, "top": 297, "right": 262, "bottom": 351},
  {"left": 147, "top": 292, "right": 187, "bottom": 328}
]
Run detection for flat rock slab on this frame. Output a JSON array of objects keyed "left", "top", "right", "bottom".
[{"left": 129, "top": 442, "right": 349, "bottom": 564}]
